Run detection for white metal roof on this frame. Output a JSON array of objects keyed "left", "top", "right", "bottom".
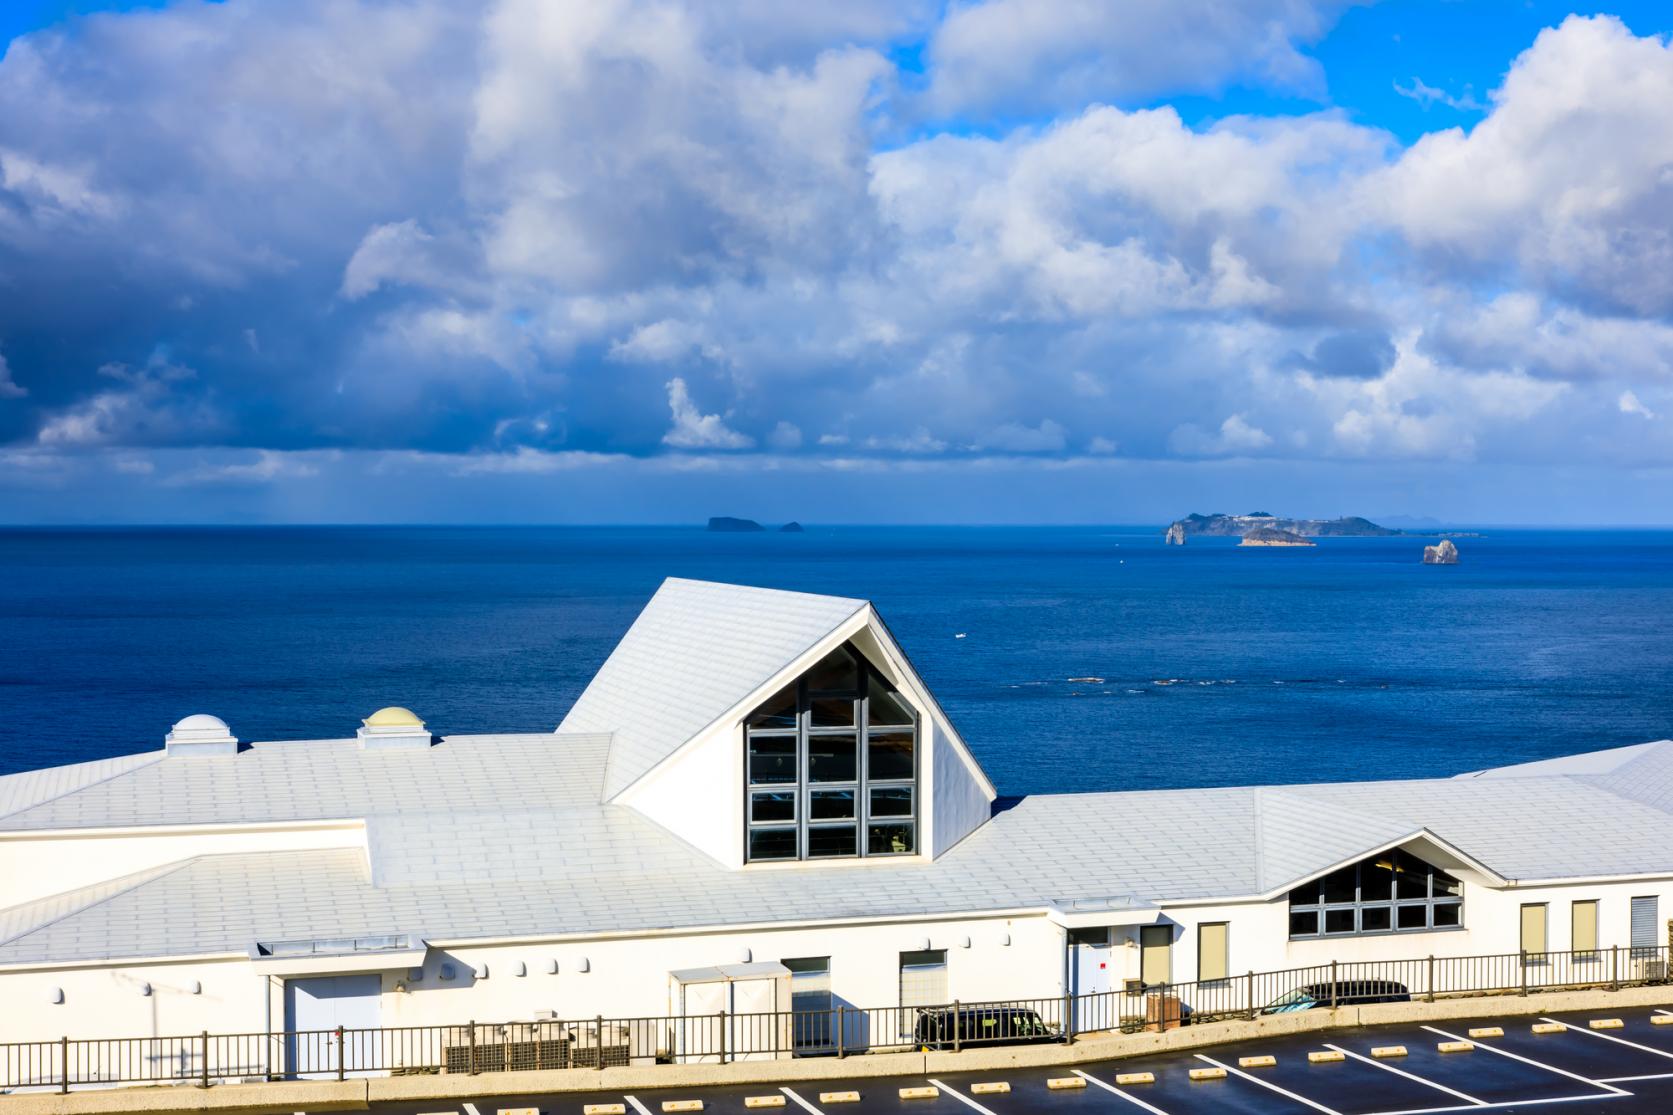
[{"left": 558, "top": 577, "right": 866, "bottom": 801}]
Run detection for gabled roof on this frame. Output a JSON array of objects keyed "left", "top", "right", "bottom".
[
  {"left": 558, "top": 578, "right": 867, "bottom": 801},
  {"left": 0, "top": 750, "right": 163, "bottom": 822},
  {"left": 7, "top": 740, "right": 1673, "bottom": 966}
]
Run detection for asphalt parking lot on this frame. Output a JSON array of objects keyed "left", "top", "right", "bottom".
[{"left": 368, "top": 1005, "right": 1673, "bottom": 1115}]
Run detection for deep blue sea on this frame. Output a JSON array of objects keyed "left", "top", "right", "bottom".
[{"left": 2, "top": 526, "right": 1671, "bottom": 794}]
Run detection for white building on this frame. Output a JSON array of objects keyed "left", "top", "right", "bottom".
[{"left": 1, "top": 577, "right": 1671, "bottom": 1072}]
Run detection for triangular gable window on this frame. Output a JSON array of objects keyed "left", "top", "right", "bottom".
[
  {"left": 1288, "top": 848, "right": 1463, "bottom": 938},
  {"left": 745, "top": 642, "right": 918, "bottom": 863}
]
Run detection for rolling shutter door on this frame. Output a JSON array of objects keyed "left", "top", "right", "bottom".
[
  {"left": 899, "top": 950, "right": 948, "bottom": 1007},
  {"left": 1632, "top": 896, "right": 1658, "bottom": 955}
]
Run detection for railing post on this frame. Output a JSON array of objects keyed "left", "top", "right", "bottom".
[
  {"left": 200, "top": 1031, "right": 210, "bottom": 1089},
  {"left": 1611, "top": 944, "right": 1620, "bottom": 991},
  {"left": 1427, "top": 956, "right": 1436, "bottom": 1003},
  {"left": 59, "top": 1036, "right": 68, "bottom": 1095},
  {"left": 951, "top": 1000, "right": 961, "bottom": 1054},
  {"left": 1329, "top": 961, "right": 1338, "bottom": 1011},
  {"left": 836, "top": 1005, "right": 846, "bottom": 1058},
  {"left": 336, "top": 1027, "right": 345, "bottom": 1082},
  {"left": 1520, "top": 952, "right": 1528, "bottom": 996},
  {"left": 468, "top": 1021, "right": 478, "bottom": 1076},
  {"left": 719, "top": 1011, "right": 728, "bottom": 1064},
  {"left": 1246, "top": 971, "right": 1255, "bottom": 1019},
  {"left": 595, "top": 1016, "right": 604, "bottom": 1071},
  {"left": 1062, "top": 993, "right": 1073, "bottom": 1044}
]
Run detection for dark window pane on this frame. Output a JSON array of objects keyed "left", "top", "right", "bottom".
[
  {"left": 811, "top": 789, "right": 856, "bottom": 820},
  {"left": 808, "top": 825, "right": 857, "bottom": 858},
  {"left": 1396, "top": 904, "right": 1428, "bottom": 929},
  {"left": 748, "top": 736, "right": 797, "bottom": 785},
  {"left": 867, "top": 730, "right": 914, "bottom": 781},
  {"left": 747, "top": 685, "right": 799, "bottom": 729},
  {"left": 1434, "top": 872, "right": 1462, "bottom": 898},
  {"left": 1433, "top": 902, "right": 1462, "bottom": 927},
  {"left": 1360, "top": 858, "right": 1395, "bottom": 902},
  {"left": 1360, "top": 905, "right": 1392, "bottom": 933},
  {"left": 748, "top": 828, "right": 797, "bottom": 861},
  {"left": 867, "top": 822, "right": 914, "bottom": 855},
  {"left": 811, "top": 697, "right": 855, "bottom": 727},
  {"left": 1324, "top": 909, "right": 1355, "bottom": 935},
  {"left": 1289, "top": 910, "right": 1319, "bottom": 937},
  {"left": 1289, "top": 883, "right": 1321, "bottom": 905},
  {"left": 808, "top": 734, "right": 857, "bottom": 782},
  {"left": 1322, "top": 867, "right": 1357, "bottom": 905},
  {"left": 1396, "top": 851, "right": 1430, "bottom": 898},
  {"left": 870, "top": 786, "right": 913, "bottom": 817},
  {"left": 751, "top": 790, "right": 795, "bottom": 823},
  {"left": 806, "top": 647, "right": 859, "bottom": 693},
  {"left": 867, "top": 675, "right": 913, "bottom": 725}
]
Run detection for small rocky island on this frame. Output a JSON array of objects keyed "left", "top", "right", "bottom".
[
  {"left": 1165, "top": 512, "right": 1403, "bottom": 543},
  {"left": 707, "top": 517, "right": 806, "bottom": 533},
  {"left": 1239, "top": 527, "right": 1315, "bottom": 547},
  {"left": 707, "top": 516, "right": 765, "bottom": 532},
  {"left": 1423, "top": 539, "right": 1460, "bottom": 564}
]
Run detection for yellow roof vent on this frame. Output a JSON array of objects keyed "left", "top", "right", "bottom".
[
  {"left": 358, "top": 707, "right": 432, "bottom": 750},
  {"left": 364, "top": 706, "right": 424, "bottom": 729}
]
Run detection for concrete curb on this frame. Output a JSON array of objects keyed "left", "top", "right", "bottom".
[{"left": 7, "top": 986, "right": 1673, "bottom": 1114}]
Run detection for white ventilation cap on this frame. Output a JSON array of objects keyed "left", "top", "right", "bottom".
[
  {"left": 165, "top": 714, "right": 238, "bottom": 757},
  {"left": 357, "top": 707, "right": 433, "bottom": 751}
]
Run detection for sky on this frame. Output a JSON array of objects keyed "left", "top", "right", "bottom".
[{"left": 2, "top": 1, "right": 1673, "bottom": 524}]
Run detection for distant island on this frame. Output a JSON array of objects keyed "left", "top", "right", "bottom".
[
  {"left": 1166, "top": 512, "right": 1403, "bottom": 543},
  {"left": 1239, "top": 527, "right": 1315, "bottom": 548},
  {"left": 706, "top": 517, "right": 806, "bottom": 533}
]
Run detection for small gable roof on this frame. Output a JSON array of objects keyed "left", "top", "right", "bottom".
[{"left": 559, "top": 578, "right": 867, "bottom": 801}]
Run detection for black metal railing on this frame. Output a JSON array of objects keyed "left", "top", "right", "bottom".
[{"left": 3, "top": 945, "right": 1665, "bottom": 1092}]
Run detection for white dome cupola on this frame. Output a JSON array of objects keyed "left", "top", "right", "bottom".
[{"left": 164, "top": 714, "right": 239, "bottom": 757}]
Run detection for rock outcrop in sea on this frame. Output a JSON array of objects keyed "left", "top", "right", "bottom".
[
  {"left": 1165, "top": 511, "right": 1404, "bottom": 540},
  {"left": 1165, "top": 522, "right": 1187, "bottom": 545},
  {"left": 780, "top": 521, "right": 805, "bottom": 533},
  {"left": 1424, "top": 539, "right": 1460, "bottom": 564}
]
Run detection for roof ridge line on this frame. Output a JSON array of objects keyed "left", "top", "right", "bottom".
[
  {"left": 0, "top": 751, "right": 168, "bottom": 824},
  {"left": 0, "top": 857, "right": 202, "bottom": 949}
]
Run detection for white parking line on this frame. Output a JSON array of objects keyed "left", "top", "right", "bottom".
[
  {"left": 1070, "top": 1068, "right": 1174, "bottom": 1114},
  {"left": 1369, "top": 1094, "right": 1634, "bottom": 1115},
  {"left": 1657, "top": 1009, "right": 1673, "bottom": 1017},
  {"left": 1597, "top": 1072, "right": 1673, "bottom": 1083},
  {"left": 623, "top": 1097, "right": 654, "bottom": 1115},
  {"left": 1422, "top": 1025, "right": 1631, "bottom": 1096},
  {"left": 463, "top": 1104, "right": 482, "bottom": 1115},
  {"left": 1324, "top": 1043, "right": 1486, "bottom": 1105},
  {"left": 779, "top": 1086, "right": 825, "bottom": 1114},
  {"left": 1192, "top": 1054, "right": 1344, "bottom": 1115},
  {"left": 1541, "top": 1015, "right": 1673, "bottom": 1061},
  {"left": 928, "top": 1079, "right": 1001, "bottom": 1115}
]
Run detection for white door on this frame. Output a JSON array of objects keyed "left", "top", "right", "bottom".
[
  {"left": 1068, "top": 928, "right": 1112, "bottom": 1032},
  {"left": 675, "top": 980, "right": 728, "bottom": 1064},
  {"left": 284, "top": 975, "right": 381, "bottom": 1078}
]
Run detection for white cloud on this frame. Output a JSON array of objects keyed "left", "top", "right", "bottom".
[
  {"left": 1375, "top": 15, "right": 1673, "bottom": 316},
  {"left": 164, "top": 449, "right": 322, "bottom": 486},
  {"left": 661, "top": 377, "right": 754, "bottom": 449},
  {"left": 1620, "top": 391, "right": 1657, "bottom": 420},
  {"left": 1391, "top": 77, "right": 1484, "bottom": 113},
  {"left": 924, "top": 0, "right": 1351, "bottom": 117},
  {"left": 979, "top": 419, "right": 1067, "bottom": 453},
  {"left": 767, "top": 421, "right": 803, "bottom": 450},
  {"left": 0, "top": 350, "right": 25, "bottom": 399},
  {"left": 1169, "top": 414, "right": 1274, "bottom": 457}
]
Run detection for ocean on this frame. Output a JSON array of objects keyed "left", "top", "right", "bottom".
[{"left": 2, "top": 525, "right": 1671, "bottom": 795}]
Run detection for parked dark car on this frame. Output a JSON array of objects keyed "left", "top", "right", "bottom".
[
  {"left": 913, "top": 1006, "right": 1058, "bottom": 1050},
  {"left": 1263, "top": 979, "right": 1410, "bottom": 1013}
]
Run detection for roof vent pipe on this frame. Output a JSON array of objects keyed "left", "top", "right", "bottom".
[
  {"left": 165, "top": 714, "right": 239, "bottom": 757},
  {"left": 357, "top": 707, "right": 433, "bottom": 751}
]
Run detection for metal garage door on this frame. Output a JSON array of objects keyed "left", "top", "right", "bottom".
[{"left": 284, "top": 975, "right": 381, "bottom": 1078}]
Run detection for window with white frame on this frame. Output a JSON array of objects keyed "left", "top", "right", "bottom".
[
  {"left": 1288, "top": 849, "right": 1463, "bottom": 939},
  {"left": 744, "top": 643, "right": 918, "bottom": 863}
]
